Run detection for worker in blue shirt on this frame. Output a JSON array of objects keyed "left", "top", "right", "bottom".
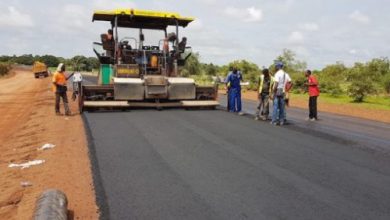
[{"left": 225, "top": 67, "right": 244, "bottom": 115}]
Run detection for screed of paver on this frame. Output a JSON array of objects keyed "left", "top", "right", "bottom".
[{"left": 0, "top": 69, "right": 98, "bottom": 219}]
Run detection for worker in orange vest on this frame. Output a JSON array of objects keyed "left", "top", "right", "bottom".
[{"left": 52, "top": 63, "right": 73, "bottom": 116}]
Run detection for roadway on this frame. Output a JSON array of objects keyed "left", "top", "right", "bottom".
[{"left": 82, "top": 75, "right": 390, "bottom": 219}]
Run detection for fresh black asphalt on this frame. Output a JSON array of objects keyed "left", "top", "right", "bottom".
[{"left": 84, "top": 109, "right": 390, "bottom": 220}]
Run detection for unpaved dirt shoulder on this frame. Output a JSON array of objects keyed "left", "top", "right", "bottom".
[{"left": 0, "top": 70, "right": 98, "bottom": 219}]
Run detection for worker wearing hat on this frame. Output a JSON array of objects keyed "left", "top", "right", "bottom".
[
  {"left": 52, "top": 63, "right": 72, "bottom": 116},
  {"left": 271, "top": 61, "right": 292, "bottom": 125}
]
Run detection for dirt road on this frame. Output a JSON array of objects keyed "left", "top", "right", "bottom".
[{"left": 0, "top": 69, "right": 98, "bottom": 219}]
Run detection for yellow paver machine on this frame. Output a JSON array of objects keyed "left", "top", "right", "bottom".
[{"left": 79, "top": 8, "right": 219, "bottom": 112}]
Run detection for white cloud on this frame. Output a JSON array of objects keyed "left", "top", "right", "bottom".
[
  {"left": 288, "top": 31, "right": 304, "bottom": 44},
  {"left": 0, "top": 6, "right": 34, "bottom": 28},
  {"left": 349, "top": 10, "right": 370, "bottom": 24},
  {"left": 93, "top": 0, "right": 137, "bottom": 10},
  {"left": 349, "top": 49, "right": 357, "bottom": 55},
  {"left": 300, "top": 22, "right": 319, "bottom": 31},
  {"left": 224, "top": 6, "right": 263, "bottom": 22},
  {"left": 189, "top": 19, "right": 203, "bottom": 30}
]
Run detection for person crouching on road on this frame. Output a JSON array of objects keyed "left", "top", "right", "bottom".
[
  {"left": 225, "top": 67, "right": 244, "bottom": 115},
  {"left": 255, "top": 68, "right": 274, "bottom": 121},
  {"left": 52, "top": 63, "right": 73, "bottom": 116},
  {"left": 271, "top": 62, "right": 292, "bottom": 125},
  {"left": 305, "top": 70, "right": 320, "bottom": 121}
]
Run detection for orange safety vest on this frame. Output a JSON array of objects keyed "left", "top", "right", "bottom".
[{"left": 52, "top": 71, "right": 67, "bottom": 92}]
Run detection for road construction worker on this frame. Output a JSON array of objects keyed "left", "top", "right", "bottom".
[
  {"left": 271, "top": 61, "right": 292, "bottom": 125},
  {"left": 225, "top": 67, "right": 244, "bottom": 115},
  {"left": 255, "top": 68, "right": 274, "bottom": 121},
  {"left": 107, "top": 29, "right": 114, "bottom": 41},
  {"left": 71, "top": 72, "right": 83, "bottom": 101},
  {"left": 305, "top": 69, "right": 320, "bottom": 121},
  {"left": 52, "top": 63, "right": 72, "bottom": 116}
]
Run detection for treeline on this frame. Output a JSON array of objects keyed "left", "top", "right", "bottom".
[
  {"left": 0, "top": 54, "right": 99, "bottom": 71},
  {"left": 181, "top": 49, "right": 390, "bottom": 102}
]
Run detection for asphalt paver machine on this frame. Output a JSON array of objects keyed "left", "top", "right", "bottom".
[{"left": 79, "top": 9, "right": 219, "bottom": 112}]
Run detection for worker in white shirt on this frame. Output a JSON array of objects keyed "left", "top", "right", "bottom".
[
  {"left": 72, "top": 72, "right": 83, "bottom": 101},
  {"left": 271, "top": 61, "right": 292, "bottom": 126}
]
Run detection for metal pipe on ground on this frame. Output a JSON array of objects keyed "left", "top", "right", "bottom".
[{"left": 33, "top": 189, "right": 68, "bottom": 220}]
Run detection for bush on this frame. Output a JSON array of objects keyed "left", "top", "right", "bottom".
[
  {"left": 0, "top": 62, "right": 10, "bottom": 76},
  {"left": 348, "top": 79, "right": 376, "bottom": 102},
  {"left": 384, "top": 74, "right": 390, "bottom": 94},
  {"left": 319, "top": 80, "right": 343, "bottom": 96}
]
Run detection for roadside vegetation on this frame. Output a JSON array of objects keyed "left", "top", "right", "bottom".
[
  {"left": 0, "top": 62, "right": 10, "bottom": 76},
  {"left": 0, "top": 54, "right": 99, "bottom": 71},
  {"left": 2, "top": 50, "right": 389, "bottom": 107},
  {"left": 180, "top": 49, "right": 390, "bottom": 108}
]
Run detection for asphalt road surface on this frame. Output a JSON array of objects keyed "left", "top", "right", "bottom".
[
  {"left": 84, "top": 108, "right": 390, "bottom": 220},
  {"left": 219, "top": 94, "right": 390, "bottom": 154}
]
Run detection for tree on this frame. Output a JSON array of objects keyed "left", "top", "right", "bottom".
[
  {"left": 13, "top": 54, "right": 34, "bottom": 65},
  {"left": 272, "top": 49, "right": 307, "bottom": 92},
  {"left": 273, "top": 49, "right": 307, "bottom": 74},
  {"left": 347, "top": 63, "right": 376, "bottom": 102},
  {"left": 39, "top": 55, "right": 60, "bottom": 67},
  {"left": 226, "top": 60, "right": 260, "bottom": 90},
  {"left": 203, "top": 63, "right": 219, "bottom": 76},
  {"left": 181, "top": 53, "right": 202, "bottom": 77},
  {"left": 317, "top": 62, "right": 346, "bottom": 96}
]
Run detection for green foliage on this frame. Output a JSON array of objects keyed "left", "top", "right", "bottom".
[
  {"left": 347, "top": 63, "right": 377, "bottom": 102},
  {"left": 223, "top": 60, "right": 261, "bottom": 90},
  {"left": 36, "top": 55, "right": 60, "bottom": 67},
  {"left": 0, "top": 54, "right": 98, "bottom": 71},
  {"left": 271, "top": 49, "right": 308, "bottom": 92},
  {"left": 203, "top": 63, "right": 219, "bottom": 76},
  {"left": 317, "top": 62, "right": 346, "bottom": 96},
  {"left": 0, "top": 62, "right": 10, "bottom": 76},
  {"left": 273, "top": 49, "right": 307, "bottom": 74},
  {"left": 384, "top": 74, "right": 390, "bottom": 94},
  {"left": 181, "top": 53, "right": 202, "bottom": 77}
]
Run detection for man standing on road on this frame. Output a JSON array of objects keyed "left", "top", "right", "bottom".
[
  {"left": 52, "top": 63, "right": 73, "bottom": 116},
  {"left": 271, "top": 61, "right": 292, "bottom": 125},
  {"left": 255, "top": 68, "right": 274, "bottom": 121},
  {"left": 305, "top": 70, "right": 320, "bottom": 121},
  {"left": 225, "top": 67, "right": 244, "bottom": 115},
  {"left": 72, "top": 72, "right": 83, "bottom": 101}
]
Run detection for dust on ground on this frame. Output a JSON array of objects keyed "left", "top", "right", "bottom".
[
  {"left": 220, "top": 90, "right": 390, "bottom": 123},
  {"left": 0, "top": 69, "right": 98, "bottom": 219}
]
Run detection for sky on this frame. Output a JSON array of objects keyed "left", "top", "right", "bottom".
[{"left": 0, "top": 0, "right": 389, "bottom": 69}]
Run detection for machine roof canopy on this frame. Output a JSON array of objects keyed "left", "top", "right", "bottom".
[{"left": 93, "top": 9, "right": 195, "bottom": 29}]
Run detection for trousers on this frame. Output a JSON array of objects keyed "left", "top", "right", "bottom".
[
  {"left": 256, "top": 93, "right": 270, "bottom": 117},
  {"left": 309, "top": 96, "right": 318, "bottom": 119},
  {"left": 55, "top": 92, "right": 70, "bottom": 114},
  {"left": 228, "top": 88, "right": 242, "bottom": 112},
  {"left": 272, "top": 95, "right": 285, "bottom": 123}
]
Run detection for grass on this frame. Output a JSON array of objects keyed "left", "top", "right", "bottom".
[{"left": 291, "top": 92, "right": 390, "bottom": 111}]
